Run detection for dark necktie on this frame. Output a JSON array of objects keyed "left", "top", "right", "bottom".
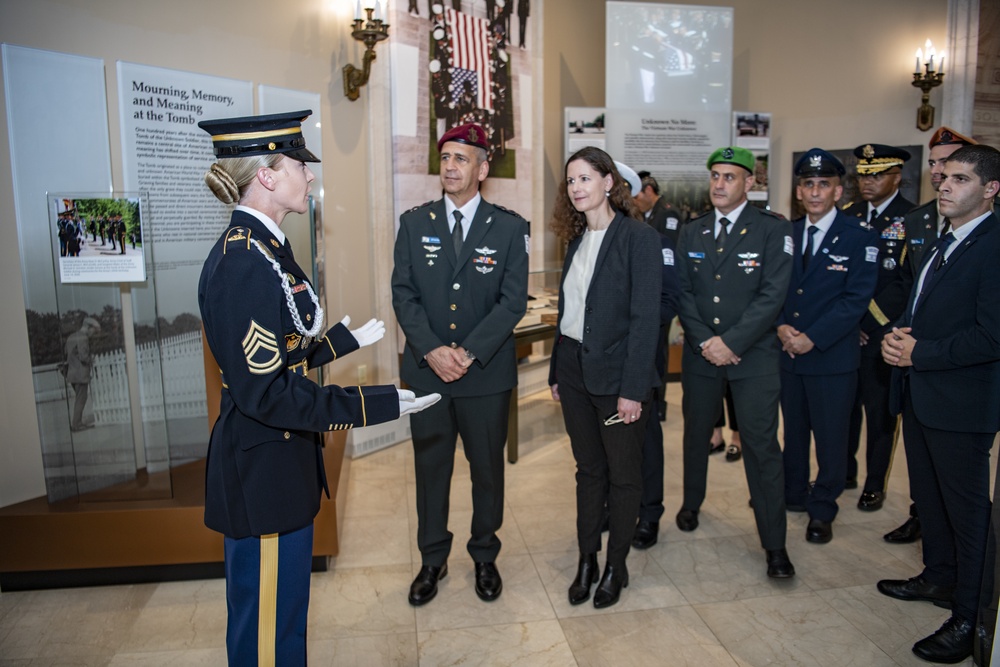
[
  {"left": 802, "top": 225, "right": 819, "bottom": 270},
  {"left": 716, "top": 217, "right": 729, "bottom": 253},
  {"left": 452, "top": 210, "right": 464, "bottom": 256},
  {"left": 869, "top": 208, "right": 878, "bottom": 224},
  {"left": 940, "top": 217, "right": 951, "bottom": 238},
  {"left": 914, "top": 232, "right": 956, "bottom": 312}
]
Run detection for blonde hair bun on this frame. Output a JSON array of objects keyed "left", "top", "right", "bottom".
[{"left": 204, "top": 162, "right": 240, "bottom": 204}]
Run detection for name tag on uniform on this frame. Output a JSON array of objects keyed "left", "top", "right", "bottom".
[
  {"left": 421, "top": 236, "right": 441, "bottom": 244},
  {"left": 688, "top": 251, "right": 705, "bottom": 259}
]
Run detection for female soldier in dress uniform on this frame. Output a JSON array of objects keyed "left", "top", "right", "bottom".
[{"left": 197, "top": 110, "right": 438, "bottom": 666}]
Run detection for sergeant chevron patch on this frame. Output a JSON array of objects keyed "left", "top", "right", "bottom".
[{"left": 243, "top": 320, "right": 282, "bottom": 375}]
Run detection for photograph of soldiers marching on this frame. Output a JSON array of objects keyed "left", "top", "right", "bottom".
[{"left": 5, "top": 0, "right": 1000, "bottom": 665}]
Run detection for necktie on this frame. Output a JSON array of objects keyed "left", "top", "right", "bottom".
[
  {"left": 914, "top": 232, "right": 956, "bottom": 313},
  {"left": 452, "top": 210, "right": 464, "bottom": 256},
  {"left": 933, "top": 231, "right": 955, "bottom": 271},
  {"left": 716, "top": 217, "right": 729, "bottom": 253},
  {"left": 869, "top": 208, "right": 878, "bottom": 224},
  {"left": 940, "top": 218, "right": 951, "bottom": 237},
  {"left": 802, "top": 225, "right": 819, "bottom": 270}
]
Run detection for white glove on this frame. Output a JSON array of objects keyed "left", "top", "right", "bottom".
[
  {"left": 397, "top": 389, "right": 442, "bottom": 416},
  {"left": 340, "top": 315, "right": 386, "bottom": 348}
]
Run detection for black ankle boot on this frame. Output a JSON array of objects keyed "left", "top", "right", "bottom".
[
  {"left": 593, "top": 562, "right": 629, "bottom": 609},
  {"left": 568, "top": 553, "right": 599, "bottom": 605}
]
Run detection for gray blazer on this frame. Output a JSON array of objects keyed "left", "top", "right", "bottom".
[{"left": 548, "top": 211, "right": 662, "bottom": 401}]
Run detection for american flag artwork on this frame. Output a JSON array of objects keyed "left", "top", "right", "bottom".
[
  {"left": 445, "top": 7, "right": 493, "bottom": 111},
  {"left": 450, "top": 67, "right": 479, "bottom": 106}
]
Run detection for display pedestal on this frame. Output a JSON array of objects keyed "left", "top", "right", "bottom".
[{"left": 0, "top": 431, "right": 348, "bottom": 591}]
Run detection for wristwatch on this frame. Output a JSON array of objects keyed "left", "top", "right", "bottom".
[{"left": 465, "top": 349, "right": 476, "bottom": 362}]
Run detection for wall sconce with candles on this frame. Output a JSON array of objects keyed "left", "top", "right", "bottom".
[
  {"left": 912, "top": 39, "right": 945, "bottom": 132},
  {"left": 343, "top": 1, "right": 390, "bottom": 101}
]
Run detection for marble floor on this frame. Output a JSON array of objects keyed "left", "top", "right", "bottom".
[{"left": 0, "top": 384, "right": 987, "bottom": 666}]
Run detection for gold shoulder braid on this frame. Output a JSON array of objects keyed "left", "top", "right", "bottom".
[{"left": 250, "top": 239, "right": 325, "bottom": 338}]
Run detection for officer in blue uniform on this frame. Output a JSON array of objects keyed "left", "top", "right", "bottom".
[
  {"left": 197, "top": 109, "right": 438, "bottom": 665},
  {"left": 842, "top": 144, "right": 916, "bottom": 511},
  {"left": 779, "top": 148, "right": 878, "bottom": 544}
]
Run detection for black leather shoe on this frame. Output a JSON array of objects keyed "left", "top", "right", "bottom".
[
  {"left": 844, "top": 477, "right": 858, "bottom": 490},
  {"left": 877, "top": 575, "right": 953, "bottom": 608},
  {"left": 725, "top": 444, "right": 742, "bottom": 462},
  {"left": 857, "top": 490, "right": 885, "bottom": 512},
  {"left": 568, "top": 553, "right": 599, "bottom": 605},
  {"left": 632, "top": 520, "right": 659, "bottom": 549},
  {"left": 912, "top": 615, "right": 974, "bottom": 664},
  {"left": 593, "top": 563, "right": 629, "bottom": 609},
  {"left": 709, "top": 440, "right": 725, "bottom": 454},
  {"left": 676, "top": 508, "right": 699, "bottom": 532},
  {"left": 765, "top": 548, "right": 795, "bottom": 579},
  {"left": 474, "top": 561, "right": 502, "bottom": 601},
  {"left": 408, "top": 563, "right": 447, "bottom": 606},
  {"left": 884, "top": 516, "right": 921, "bottom": 543},
  {"left": 806, "top": 518, "right": 832, "bottom": 543}
]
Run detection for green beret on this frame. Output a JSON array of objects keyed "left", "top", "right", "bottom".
[{"left": 707, "top": 146, "right": 754, "bottom": 173}]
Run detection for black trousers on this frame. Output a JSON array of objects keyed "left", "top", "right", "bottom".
[
  {"left": 556, "top": 337, "right": 646, "bottom": 567},
  {"left": 409, "top": 389, "right": 511, "bottom": 566},
  {"left": 781, "top": 370, "right": 855, "bottom": 523},
  {"left": 903, "top": 389, "right": 993, "bottom": 622},
  {"left": 682, "top": 371, "right": 786, "bottom": 550},
  {"left": 847, "top": 354, "right": 900, "bottom": 492},
  {"left": 639, "top": 385, "right": 665, "bottom": 523},
  {"left": 714, "top": 382, "right": 738, "bottom": 430}
]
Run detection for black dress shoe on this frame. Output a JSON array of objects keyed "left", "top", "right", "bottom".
[
  {"left": 912, "top": 615, "right": 974, "bottom": 664},
  {"left": 884, "top": 516, "right": 921, "bottom": 543},
  {"left": 408, "top": 563, "right": 447, "bottom": 606},
  {"left": 474, "top": 561, "right": 502, "bottom": 601},
  {"left": 765, "top": 548, "right": 795, "bottom": 579},
  {"left": 876, "top": 575, "right": 953, "bottom": 608},
  {"left": 844, "top": 477, "right": 858, "bottom": 490},
  {"left": 593, "top": 563, "right": 629, "bottom": 609},
  {"left": 568, "top": 553, "right": 599, "bottom": 605},
  {"left": 709, "top": 440, "right": 725, "bottom": 454},
  {"left": 675, "top": 508, "right": 699, "bottom": 532},
  {"left": 725, "top": 444, "right": 742, "bottom": 462},
  {"left": 632, "top": 520, "right": 659, "bottom": 549},
  {"left": 806, "top": 518, "right": 832, "bottom": 543},
  {"left": 857, "top": 490, "right": 885, "bottom": 512}
]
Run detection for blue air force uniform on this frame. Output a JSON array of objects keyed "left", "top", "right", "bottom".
[{"left": 780, "top": 150, "right": 879, "bottom": 527}]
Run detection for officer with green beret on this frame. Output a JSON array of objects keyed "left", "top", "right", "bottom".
[{"left": 675, "top": 146, "right": 796, "bottom": 578}]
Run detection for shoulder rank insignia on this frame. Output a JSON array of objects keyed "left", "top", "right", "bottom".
[
  {"left": 408, "top": 200, "right": 435, "bottom": 212},
  {"left": 493, "top": 203, "right": 526, "bottom": 220},
  {"left": 243, "top": 320, "right": 282, "bottom": 375}
]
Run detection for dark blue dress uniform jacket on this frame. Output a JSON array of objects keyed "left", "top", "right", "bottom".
[
  {"left": 199, "top": 210, "right": 400, "bottom": 539},
  {"left": 779, "top": 211, "right": 879, "bottom": 374},
  {"left": 392, "top": 198, "right": 529, "bottom": 397}
]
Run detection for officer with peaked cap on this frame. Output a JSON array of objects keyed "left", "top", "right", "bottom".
[
  {"left": 842, "top": 144, "right": 916, "bottom": 513},
  {"left": 674, "top": 146, "right": 795, "bottom": 577},
  {"left": 779, "top": 148, "right": 878, "bottom": 545},
  {"left": 392, "top": 122, "right": 528, "bottom": 607},
  {"left": 197, "top": 109, "right": 439, "bottom": 665},
  {"left": 882, "top": 126, "right": 978, "bottom": 545}
]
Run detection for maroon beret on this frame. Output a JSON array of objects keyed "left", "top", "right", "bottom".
[{"left": 437, "top": 122, "right": 489, "bottom": 152}]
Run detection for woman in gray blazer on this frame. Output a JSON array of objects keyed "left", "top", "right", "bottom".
[{"left": 548, "top": 147, "right": 662, "bottom": 608}]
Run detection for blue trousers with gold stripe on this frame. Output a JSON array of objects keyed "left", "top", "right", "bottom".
[{"left": 224, "top": 524, "right": 313, "bottom": 666}]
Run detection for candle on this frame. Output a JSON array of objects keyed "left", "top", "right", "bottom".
[
  {"left": 375, "top": 0, "right": 382, "bottom": 21},
  {"left": 938, "top": 56, "right": 944, "bottom": 76},
  {"left": 355, "top": 0, "right": 361, "bottom": 20},
  {"left": 915, "top": 49, "right": 921, "bottom": 74}
]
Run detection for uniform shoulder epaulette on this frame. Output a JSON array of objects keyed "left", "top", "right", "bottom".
[
  {"left": 408, "top": 200, "right": 435, "bottom": 212},
  {"left": 223, "top": 227, "right": 252, "bottom": 254},
  {"left": 757, "top": 208, "right": 783, "bottom": 220},
  {"left": 493, "top": 203, "right": 526, "bottom": 221},
  {"left": 690, "top": 210, "right": 713, "bottom": 224}
]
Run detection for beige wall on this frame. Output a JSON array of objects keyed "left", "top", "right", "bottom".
[
  {"left": 0, "top": 0, "right": 384, "bottom": 506},
  {"left": 0, "top": 0, "right": 955, "bottom": 506},
  {"left": 542, "top": 0, "right": 951, "bottom": 232}
]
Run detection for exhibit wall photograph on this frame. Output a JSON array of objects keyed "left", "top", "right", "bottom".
[{"left": 52, "top": 196, "right": 145, "bottom": 284}]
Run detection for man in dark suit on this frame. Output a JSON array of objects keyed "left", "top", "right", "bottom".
[
  {"left": 884, "top": 126, "right": 978, "bottom": 545},
  {"left": 634, "top": 172, "right": 684, "bottom": 245},
  {"left": 516, "top": 0, "right": 529, "bottom": 49},
  {"left": 779, "top": 148, "right": 878, "bottom": 544},
  {"left": 842, "top": 144, "right": 916, "bottom": 512},
  {"left": 675, "top": 147, "right": 795, "bottom": 578},
  {"left": 392, "top": 122, "right": 529, "bottom": 606},
  {"left": 877, "top": 144, "right": 1000, "bottom": 664}
]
